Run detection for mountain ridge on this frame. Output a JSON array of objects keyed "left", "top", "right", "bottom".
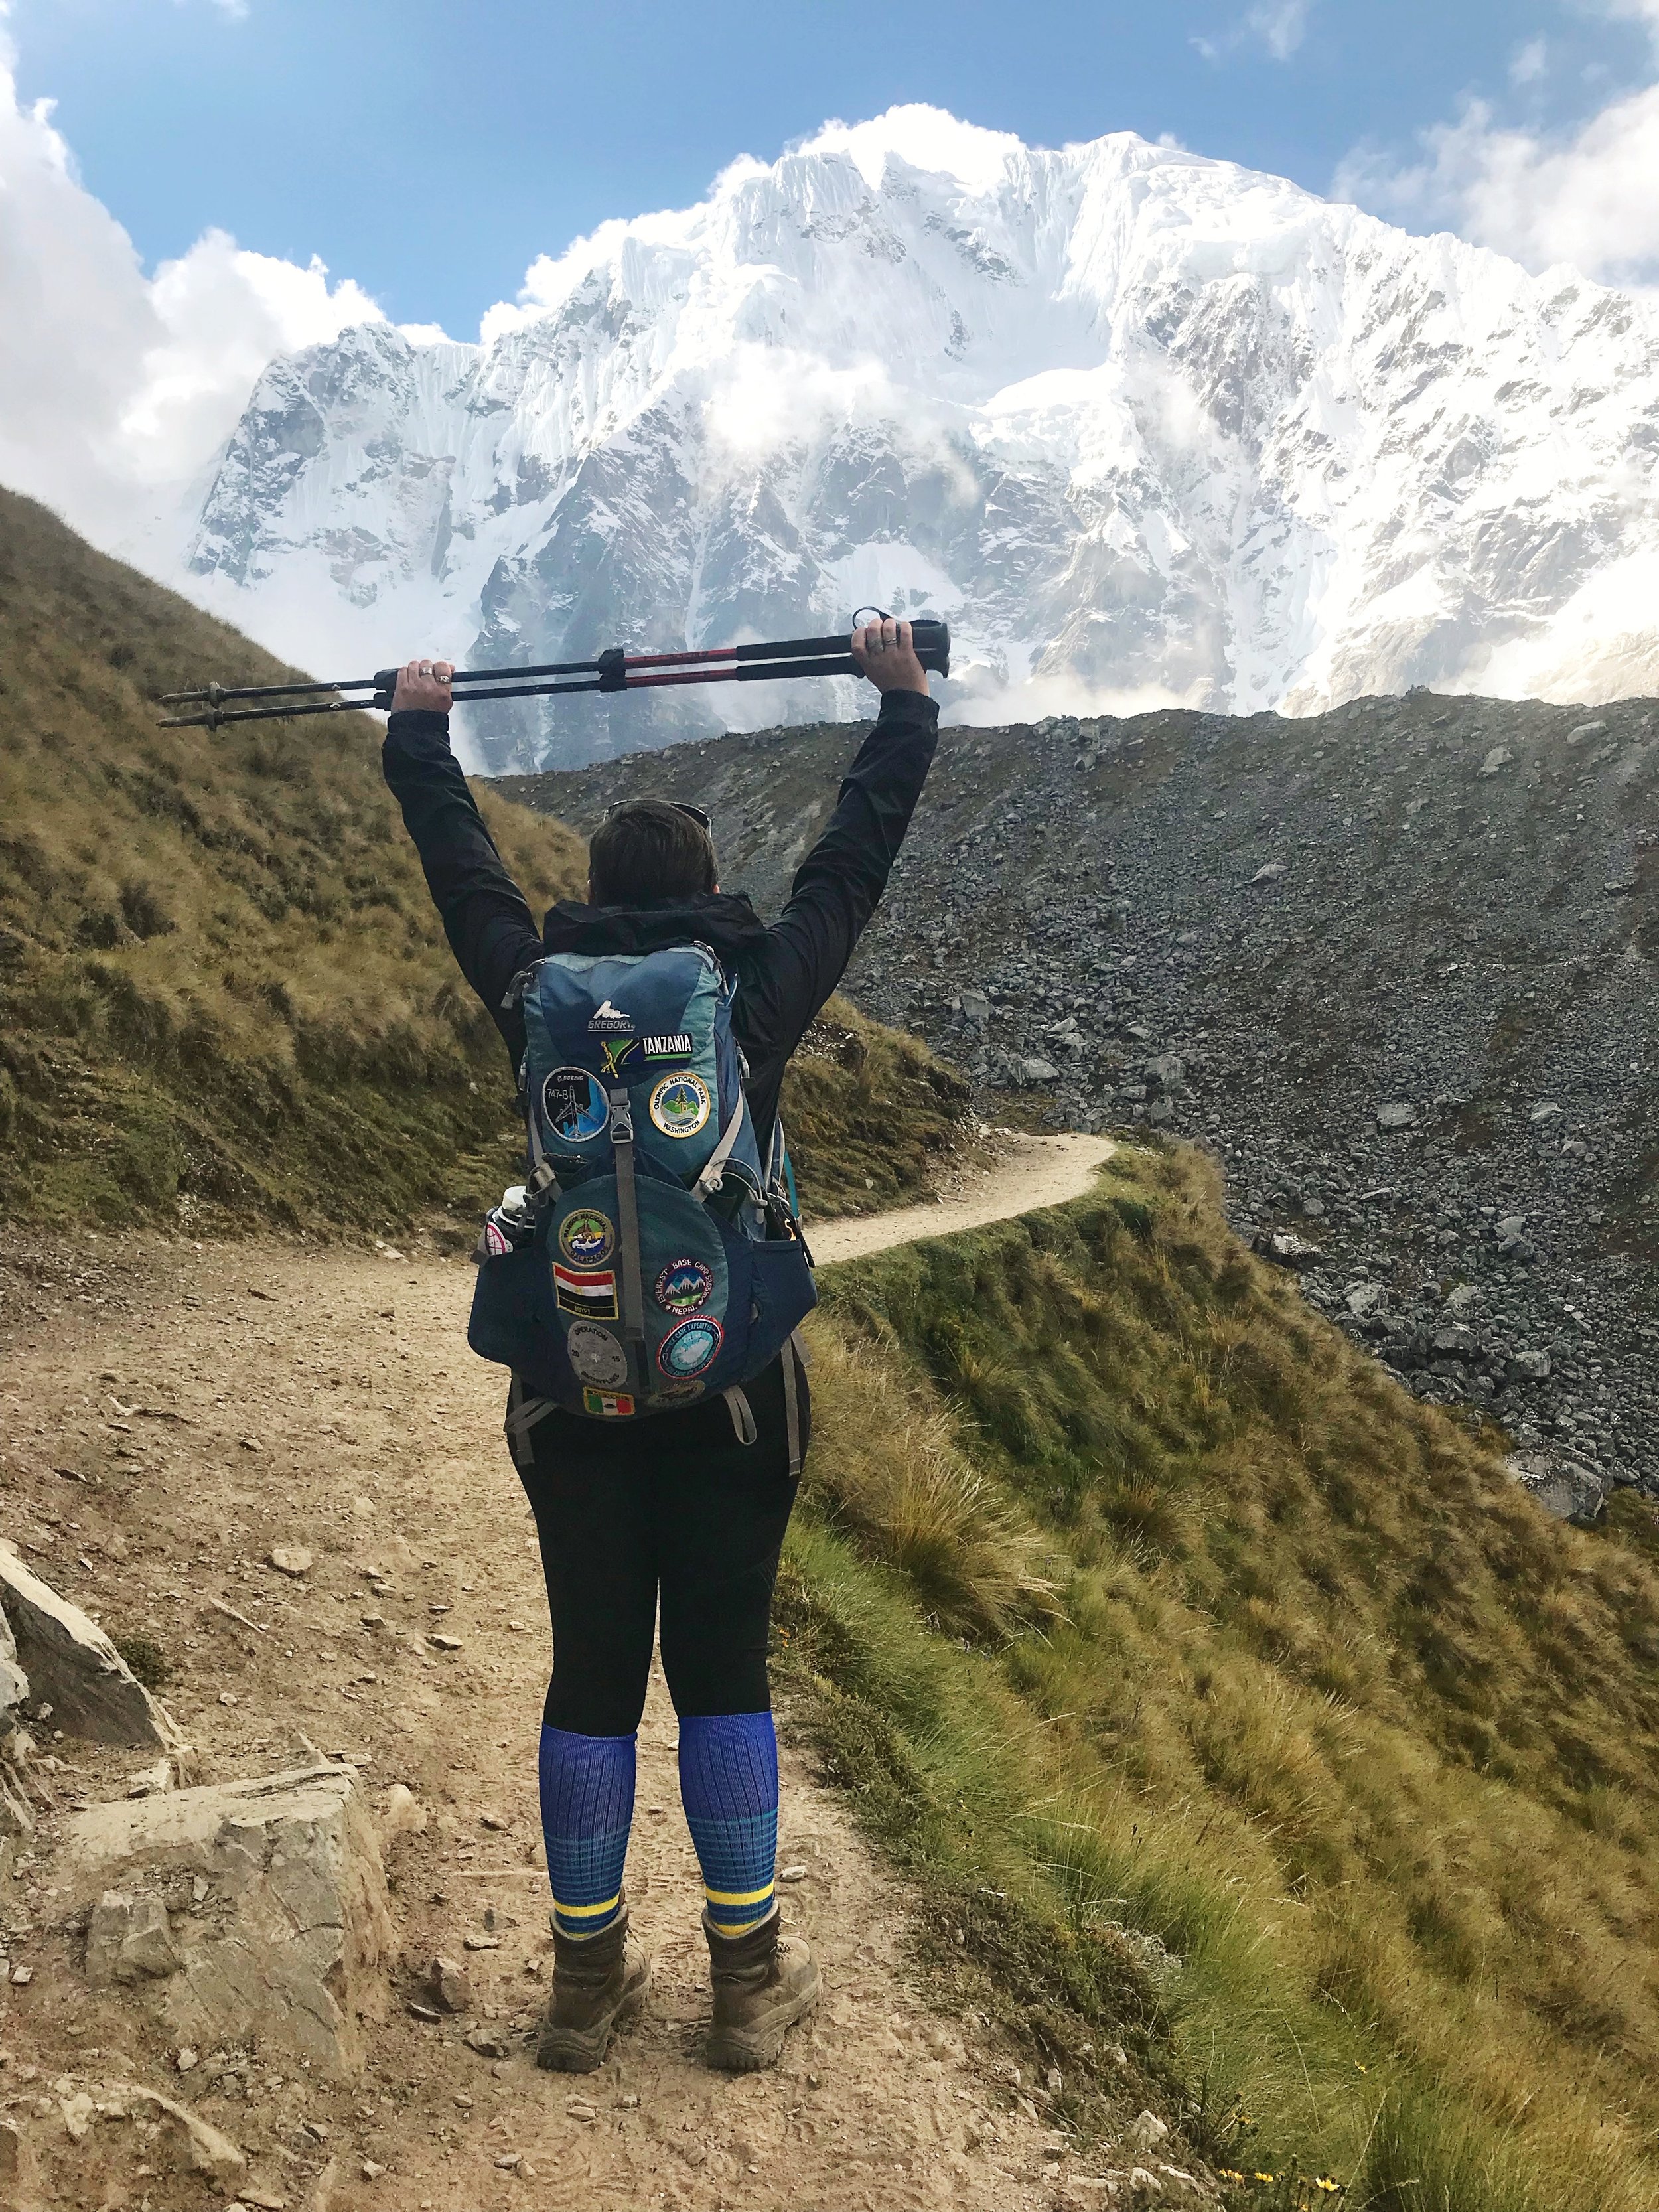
[{"left": 179, "top": 106, "right": 1659, "bottom": 772}]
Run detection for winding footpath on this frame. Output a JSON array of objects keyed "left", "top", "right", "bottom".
[{"left": 0, "top": 1136, "right": 1148, "bottom": 2212}]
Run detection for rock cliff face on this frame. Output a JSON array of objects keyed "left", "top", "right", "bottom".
[
  {"left": 184, "top": 108, "right": 1659, "bottom": 772},
  {"left": 499, "top": 687, "right": 1659, "bottom": 1502}
]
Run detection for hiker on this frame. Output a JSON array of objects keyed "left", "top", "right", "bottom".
[{"left": 382, "top": 617, "right": 937, "bottom": 2072}]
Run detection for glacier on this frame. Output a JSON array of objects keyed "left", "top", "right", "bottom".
[{"left": 181, "top": 105, "right": 1659, "bottom": 773}]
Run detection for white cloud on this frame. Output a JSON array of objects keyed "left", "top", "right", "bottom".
[
  {"left": 1194, "top": 0, "right": 1313, "bottom": 64},
  {"left": 1337, "top": 75, "right": 1659, "bottom": 289},
  {"left": 1335, "top": 0, "right": 1659, "bottom": 290},
  {"left": 1246, "top": 1, "right": 1312, "bottom": 61},
  {"left": 0, "top": 35, "right": 382, "bottom": 552},
  {"left": 1510, "top": 37, "right": 1548, "bottom": 86}
]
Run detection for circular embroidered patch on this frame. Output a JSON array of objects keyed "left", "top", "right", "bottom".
[
  {"left": 648, "top": 1070, "right": 712, "bottom": 1140},
  {"left": 565, "top": 1320, "right": 629, "bottom": 1388},
  {"left": 652, "top": 1378, "right": 707, "bottom": 1405},
  {"left": 658, "top": 1315, "right": 725, "bottom": 1378},
  {"left": 541, "top": 1065, "right": 609, "bottom": 1145},
  {"left": 559, "top": 1206, "right": 616, "bottom": 1268},
  {"left": 654, "top": 1256, "right": 714, "bottom": 1315}
]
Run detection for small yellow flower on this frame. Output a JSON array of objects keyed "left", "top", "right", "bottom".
[
  {"left": 1315, "top": 2183, "right": 1341, "bottom": 2196},
  {"left": 1255, "top": 2174, "right": 1276, "bottom": 2185}
]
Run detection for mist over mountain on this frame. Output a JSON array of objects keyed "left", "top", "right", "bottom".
[{"left": 182, "top": 106, "right": 1659, "bottom": 773}]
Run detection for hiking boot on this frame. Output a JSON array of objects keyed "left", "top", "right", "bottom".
[
  {"left": 702, "top": 1905, "right": 820, "bottom": 2071},
  {"left": 536, "top": 1905, "right": 650, "bottom": 2073}
]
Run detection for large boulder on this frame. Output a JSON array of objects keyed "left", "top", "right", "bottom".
[
  {"left": 0, "top": 1595, "right": 27, "bottom": 1714},
  {"left": 0, "top": 1544, "right": 180, "bottom": 1748},
  {"left": 61, "top": 1764, "right": 394, "bottom": 2074}
]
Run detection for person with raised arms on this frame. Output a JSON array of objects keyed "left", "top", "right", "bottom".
[{"left": 382, "top": 617, "right": 936, "bottom": 2072}]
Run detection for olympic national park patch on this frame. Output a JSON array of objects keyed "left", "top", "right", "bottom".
[
  {"left": 565, "top": 1319, "right": 630, "bottom": 1388},
  {"left": 654, "top": 1256, "right": 714, "bottom": 1315},
  {"left": 648, "top": 1070, "right": 712, "bottom": 1140},
  {"left": 657, "top": 1315, "right": 725, "bottom": 1379},
  {"left": 541, "top": 1065, "right": 609, "bottom": 1145},
  {"left": 582, "top": 1388, "right": 636, "bottom": 1418},
  {"left": 559, "top": 1206, "right": 616, "bottom": 1268}
]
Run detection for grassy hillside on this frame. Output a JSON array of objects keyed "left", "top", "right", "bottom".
[
  {"left": 0, "top": 490, "right": 968, "bottom": 1234},
  {"left": 792, "top": 1145, "right": 1659, "bottom": 2211}
]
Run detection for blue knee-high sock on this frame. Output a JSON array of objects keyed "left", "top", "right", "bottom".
[
  {"left": 539, "top": 1726, "right": 635, "bottom": 1941},
  {"left": 678, "top": 1711, "right": 779, "bottom": 1936}
]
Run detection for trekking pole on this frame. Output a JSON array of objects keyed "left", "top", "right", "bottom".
[{"left": 157, "top": 615, "right": 950, "bottom": 731}]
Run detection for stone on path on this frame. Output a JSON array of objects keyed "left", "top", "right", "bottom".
[
  {"left": 0, "top": 1542, "right": 182, "bottom": 1749},
  {"left": 268, "top": 1546, "right": 313, "bottom": 1578},
  {"left": 1376, "top": 1102, "right": 1419, "bottom": 1131},
  {"left": 62, "top": 1763, "right": 393, "bottom": 2073}
]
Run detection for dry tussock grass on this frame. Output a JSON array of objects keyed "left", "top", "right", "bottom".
[
  {"left": 804, "top": 1330, "right": 1062, "bottom": 1640},
  {"left": 795, "top": 1143, "right": 1659, "bottom": 2209}
]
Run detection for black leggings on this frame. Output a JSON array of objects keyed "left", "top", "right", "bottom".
[{"left": 510, "top": 1353, "right": 808, "bottom": 1737}]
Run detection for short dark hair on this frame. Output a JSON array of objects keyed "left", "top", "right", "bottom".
[{"left": 588, "top": 800, "right": 718, "bottom": 907}]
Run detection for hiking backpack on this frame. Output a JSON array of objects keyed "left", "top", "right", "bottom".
[{"left": 467, "top": 940, "right": 816, "bottom": 1445}]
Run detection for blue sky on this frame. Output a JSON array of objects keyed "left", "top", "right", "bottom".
[{"left": 9, "top": 0, "right": 1657, "bottom": 338}]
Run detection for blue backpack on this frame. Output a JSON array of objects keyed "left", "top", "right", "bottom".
[{"left": 468, "top": 940, "right": 816, "bottom": 1446}]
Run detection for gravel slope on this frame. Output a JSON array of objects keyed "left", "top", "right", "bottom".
[{"left": 500, "top": 688, "right": 1659, "bottom": 1507}]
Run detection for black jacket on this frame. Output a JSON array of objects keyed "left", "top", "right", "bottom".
[{"left": 382, "top": 689, "right": 940, "bottom": 1147}]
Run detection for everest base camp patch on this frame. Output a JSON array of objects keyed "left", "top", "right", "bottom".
[
  {"left": 654, "top": 1256, "right": 715, "bottom": 1314},
  {"left": 582, "top": 1388, "right": 636, "bottom": 1418}
]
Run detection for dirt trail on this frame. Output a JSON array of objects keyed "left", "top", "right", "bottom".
[
  {"left": 0, "top": 1140, "right": 1131, "bottom": 2212},
  {"left": 809, "top": 1134, "right": 1115, "bottom": 1265}
]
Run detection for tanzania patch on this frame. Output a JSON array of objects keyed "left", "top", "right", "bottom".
[
  {"left": 554, "top": 1264, "right": 619, "bottom": 1320},
  {"left": 541, "top": 1066, "right": 609, "bottom": 1145},
  {"left": 581, "top": 1388, "right": 636, "bottom": 1418},
  {"left": 559, "top": 1207, "right": 616, "bottom": 1268},
  {"left": 641, "top": 1033, "right": 695, "bottom": 1059},
  {"left": 565, "top": 1320, "right": 630, "bottom": 1389},
  {"left": 658, "top": 1315, "right": 725, "bottom": 1379},
  {"left": 587, "top": 997, "right": 635, "bottom": 1035},
  {"left": 654, "top": 1256, "right": 715, "bottom": 1315},
  {"left": 649, "top": 1070, "right": 713, "bottom": 1140}
]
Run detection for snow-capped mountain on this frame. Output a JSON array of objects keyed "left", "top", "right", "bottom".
[{"left": 184, "top": 106, "right": 1659, "bottom": 773}]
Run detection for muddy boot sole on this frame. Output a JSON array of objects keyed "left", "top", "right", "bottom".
[
  {"left": 536, "top": 1949, "right": 651, "bottom": 2073},
  {"left": 704, "top": 1946, "right": 820, "bottom": 2073}
]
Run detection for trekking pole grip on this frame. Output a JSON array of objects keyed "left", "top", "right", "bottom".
[{"left": 910, "top": 619, "right": 950, "bottom": 678}]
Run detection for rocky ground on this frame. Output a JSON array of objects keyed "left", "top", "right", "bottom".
[
  {"left": 500, "top": 686, "right": 1659, "bottom": 1512},
  {"left": 0, "top": 1175, "right": 1190, "bottom": 2211}
]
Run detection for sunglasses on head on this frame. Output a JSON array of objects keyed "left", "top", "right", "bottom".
[{"left": 602, "top": 799, "right": 712, "bottom": 832}]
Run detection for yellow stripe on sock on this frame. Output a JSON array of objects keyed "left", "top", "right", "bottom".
[
  {"left": 708, "top": 1913, "right": 772, "bottom": 1937},
  {"left": 553, "top": 1891, "right": 622, "bottom": 1921},
  {"left": 703, "top": 1882, "right": 775, "bottom": 1907}
]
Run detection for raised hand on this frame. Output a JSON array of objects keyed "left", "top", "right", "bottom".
[
  {"left": 390, "top": 658, "right": 455, "bottom": 714},
  {"left": 850, "top": 616, "right": 928, "bottom": 697}
]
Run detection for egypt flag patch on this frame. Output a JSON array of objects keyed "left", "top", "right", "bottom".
[
  {"left": 582, "top": 1388, "right": 636, "bottom": 1418},
  {"left": 554, "top": 1264, "right": 619, "bottom": 1319}
]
